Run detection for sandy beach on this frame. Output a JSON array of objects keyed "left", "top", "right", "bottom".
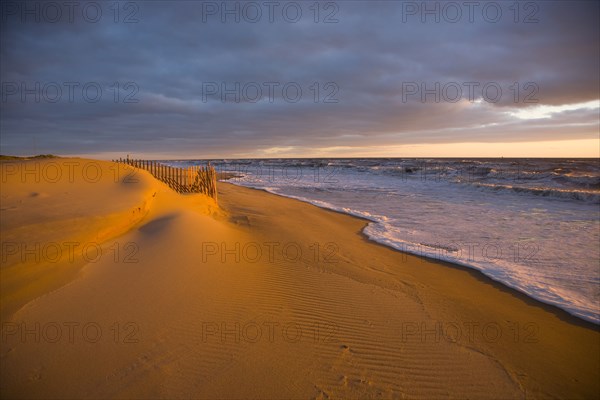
[{"left": 1, "top": 158, "right": 599, "bottom": 399}]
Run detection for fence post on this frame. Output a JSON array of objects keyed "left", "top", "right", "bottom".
[{"left": 113, "top": 159, "right": 217, "bottom": 200}]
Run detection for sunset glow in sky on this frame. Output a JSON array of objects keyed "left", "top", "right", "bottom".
[{"left": 1, "top": 1, "right": 599, "bottom": 158}]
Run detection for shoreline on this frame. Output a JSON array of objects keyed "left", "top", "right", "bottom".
[
  {"left": 358, "top": 228, "right": 599, "bottom": 331},
  {"left": 1, "top": 159, "right": 598, "bottom": 399},
  {"left": 221, "top": 179, "right": 600, "bottom": 327},
  {"left": 216, "top": 181, "right": 600, "bottom": 398}
]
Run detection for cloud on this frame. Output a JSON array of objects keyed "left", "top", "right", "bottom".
[
  {"left": 1, "top": 0, "right": 598, "bottom": 157},
  {"left": 507, "top": 100, "right": 600, "bottom": 120}
]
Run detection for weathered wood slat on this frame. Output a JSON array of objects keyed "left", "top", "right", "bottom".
[{"left": 113, "top": 158, "right": 218, "bottom": 200}]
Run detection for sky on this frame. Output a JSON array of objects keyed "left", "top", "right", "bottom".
[{"left": 1, "top": 0, "right": 599, "bottom": 159}]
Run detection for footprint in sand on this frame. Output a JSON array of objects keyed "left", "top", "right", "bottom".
[
  {"left": 28, "top": 192, "right": 49, "bottom": 198},
  {"left": 229, "top": 215, "right": 250, "bottom": 226},
  {"left": 313, "top": 385, "right": 330, "bottom": 400},
  {"left": 28, "top": 367, "right": 43, "bottom": 381}
]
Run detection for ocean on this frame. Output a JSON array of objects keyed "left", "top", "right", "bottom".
[{"left": 167, "top": 158, "right": 600, "bottom": 324}]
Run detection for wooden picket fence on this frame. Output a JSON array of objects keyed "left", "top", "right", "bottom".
[{"left": 113, "top": 157, "right": 217, "bottom": 201}]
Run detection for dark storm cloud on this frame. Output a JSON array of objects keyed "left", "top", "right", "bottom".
[{"left": 1, "top": 0, "right": 598, "bottom": 157}]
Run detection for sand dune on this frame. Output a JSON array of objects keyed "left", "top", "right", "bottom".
[
  {"left": 0, "top": 159, "right": 161, "bottom": 320},
  {"left": 1, "top": 159, "right": 598, "bottom": 399}
]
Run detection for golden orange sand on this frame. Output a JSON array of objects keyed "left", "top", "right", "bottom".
[{"left": 1, "top": 158, "right": 598, "bottom": 399}]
